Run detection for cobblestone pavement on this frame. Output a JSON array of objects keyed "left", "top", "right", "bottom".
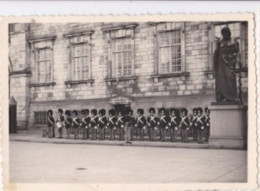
[{"left": 10, "top": 141, "right": 247, "bottom": 183}]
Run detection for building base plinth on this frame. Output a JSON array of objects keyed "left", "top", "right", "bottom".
[{"left": 209, "top": 104, "right": 247, "bottom": 149}]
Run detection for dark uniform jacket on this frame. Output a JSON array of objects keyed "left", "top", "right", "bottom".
[
  {"left": 81, "top": 116, "right": 91, "bottom": 128},
  {"left": 158, "top": 115, "right": 169, "bottom": 129},
  {"left": 168, "top": 115, "right": 180, "bottom": 129},
  {"left": 57, "top": 116, "right": 65, "bottom": 123},
  {"left": 90, "top": 115, "right": 99, "bottom": 129},
  {"left": 147, "top": 115, "right": 159, "bottom": 129},
  {"left": 98, "top": 115, "right": 108, "bottom": 128},
  {"left": 116, "top": 116, "right": 125, "bottom": 128},
  {"left": 72, "top": 116, "right": 80, "bottom": 128},
  {"left": 196, "top": 116, "right": 205, "bottom": 130},
  {"left": 135, "top": 115, "right": 146, "bottom": 129},
  {"left": 47, "top": 116, "right": 55, "bottom": 127},
  {"left": 107, "top": 116, "right": 117, "bottom": 129},
  {"left": 204, "top": 115, "right": 210, "bottom": 129},
  {"left": 179, "top": 116, "right": 190, "bottom": 129},
  {"left": 190, "top": 115, "right": 198, "bottom": 129},
  {"left": 64, "top": 116, "right": 72, "bottom": 129}
]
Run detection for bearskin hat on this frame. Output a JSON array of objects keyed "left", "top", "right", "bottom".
[
  {"left": 91, "top": 109, "right": 97, "bottom": 115},
  {"left": 204, "top": 107, "right": 210, "bottom": 113},
  {"left": 149, "top": 107, "right": 155, "bottom": 113},
  {"left": 58, "top": 108, "right": 63, "bottom": 114},
  {"left": 99, "top": 109, "right": 106, "bottom": 116},
  {"left": 170, "top": 107, "right": 177, "bottom": 114},
  {"left": 65, "top": 110, "right": 71, "bottom": 116},
  {"left": 137, "top": 108, "right": 144, "bottom": 115},
  {"left": 159, "top": 107, "right": 166, "bottom": 114},
  {"left": 85, "top": 109, "right": 89, "bottom": 114},
  {"left": 109, "top": 109, "right": 115, "bottom": 116},
  {"left": 197, "top": 107, "right": 203, "bottom": 113},
  {"left": 181, "top": 108, "right": 188, "bottom": 115},
  {"left": 81, "top": 109, "right": 86, "bottom": 114},
  {"left": 192, "top": 108, "right": 198, "bottom": 113},
  {"left": 47, "top": 109, "right": 53, "bottom": 115},
  {"left": 72, "top": 110, "right": 78, "bottom": 115}
]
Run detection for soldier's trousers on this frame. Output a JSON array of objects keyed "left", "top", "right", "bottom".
[
  {"left": 137, "top": 128, "right": 144, "bottom": 141},
  {"left": 204, "top": 127, "right": 210, "bottom": 141},
  {"left": 110, "top": 128, "right": 116, "bottom": 140},
  {"left": 74, "top": 128, "right": 79, "bottom": 139},
  {"left": 66, "top": 127, "right": 70, "bottom": 138},
  {"left": 150, "top": 128, "right": 157, "bottom": 141},
  {"left": 92, "top": 128, "right": 97, "bottom": 140},
  {"left": 181, "top": 128, "right": 188, "bottom": 142},
  {"left": 193, "top": 126, "right": 198, "bottom": 141},
  {"left": 170, "top": 128, "right": 178, "bottom": 142},
  {"left": 82, "top": 128, "right": 89, "bottom": 139},
  {"left": 42, "top": 126, "right": 49, "bottom": 137},
  {"left": 57, "top": 127, "right": 63, "bottom": 138},
  {"left": 99, "top": 128, "right": 105, "bottom": 140},
  {"left": 125, "top": 122, "right": 132, "bottom": 143},
  {"left": 198, "top": 128, "right": 205, "bottom": 143},
  {"left": 161, "top": 128, "right": 167, "bottom": 141},
  {"left": 147, "top": 128, "right": 152, "bottom": 140},
  {"left": 118, "top": 127, "right": 124, "bottom": 140},
  {"left": 131, "top": 127, "right": 138, "bottom": 139},
  {"left": 48, "top": 126, "right": 54, "bottom": 138}
]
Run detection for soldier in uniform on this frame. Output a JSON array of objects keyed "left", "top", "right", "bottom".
[
  {"left": 90, "top": 109, "right": 99, "bottom": 140},
  {"left": 147, "top": 107, "right": 159, "bottom": 141},
  {"left": 158, "top": 108, "right": 169, "bottom": 142},
  {"left": 79, "top": 110, "right": 86, "bottom": 139},
  {"left": 116, "top": 110, "right": 125, "bottom": 140},
  {"left": 168, "top": 108, "right": 180, "bottom": 142},
  {"left": 190, "top": 108, "right": 198, "bottom": 141},
  {"left": 64, "top": 110, "right": 72, "bottom": 139},
  {"left": 196, "top": 107, "right": 206, "bottom": 143},
  {"left": 107, "top": 109, "right": 117, "bottom": 140},
  {"left": 129, "top": 109, "right": 136, "bottom": 141},
  {"left": 98, "top": 109, "right": 107, "bottom": 140},
  {"left": 72, "top": 110, "right": 80, "bottom": 139},
  {"left": 135, "top": 108, "right": 146, "bottom": 141},
  {"left": 81, "top": 109, "right": 91, "bottom": 140},
  {"left": 56, "top": 108, "right": 65, "bottom": 139},
  {"left": 204, "top": 107, "right": 210, "bottom": 142},
  {"left": 124, "top": 108, "right": 133, "bottom": 144},
  {"left": 179, "top": 108, "right": 190, "bottom": 142},
  {"left": 46, "top": 109, "right": 55, "bottom": 138}
]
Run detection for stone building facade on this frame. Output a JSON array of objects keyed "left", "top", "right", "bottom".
[{"left": 9, "top": 22, "right": 248, "bottom": 129}]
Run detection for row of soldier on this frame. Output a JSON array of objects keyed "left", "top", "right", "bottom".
[{"left": 44, "top": 107, "right": 210, "bottom": 143}]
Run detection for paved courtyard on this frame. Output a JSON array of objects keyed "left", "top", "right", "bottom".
[{"left": 10, "top": 141, "right": 247, "bottom": 183}]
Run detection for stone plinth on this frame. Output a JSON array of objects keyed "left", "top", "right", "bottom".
[{"left": 209, "top": 104, "right": 247, "bottom": 149}]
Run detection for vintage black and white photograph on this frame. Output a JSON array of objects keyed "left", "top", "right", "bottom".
[{"left": 3, "top": 14, "right": 256, "bottom": 191}]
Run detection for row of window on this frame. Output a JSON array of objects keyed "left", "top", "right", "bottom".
[{"left": 28, "top": 22, "right": 248, "bottom": 84}]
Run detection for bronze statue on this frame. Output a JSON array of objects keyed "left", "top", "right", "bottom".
[{"left": 213, "top": 27, "right": 240, "bottom": 103}]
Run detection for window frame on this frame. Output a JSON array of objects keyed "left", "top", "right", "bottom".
[
  {"left": 28, "top": 36, "right": 56, "bottom": 86},
  {"left": 150, "top": 22, "right": 188, "bottom": 81},
  {"left": 102, "top": 23, "right": 138, "bottom": 81},
  {"left": 63, "top": 30, "right": 94, "bottom": 86},
  {"left": 158, "top": 29, "right": 183, "bottom": 74},
  {"left": 111, "top": 36, "right": 134, "bottom": 78},
  {"left": 34, "top": 111, "right": 47, "bottom": 125}
]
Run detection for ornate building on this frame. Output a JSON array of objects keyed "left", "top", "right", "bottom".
[{"left": 9, "top": 22, "right": 248, "bottom": 129}]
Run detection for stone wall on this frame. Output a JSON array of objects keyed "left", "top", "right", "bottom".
[
  {"left": 9, "top": 24, "right": 30, "bottom": 129},
  {"left": 8, "top": 22, "right": 248, "bottom": 129}
]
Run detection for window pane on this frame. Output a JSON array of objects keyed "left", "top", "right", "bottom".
[
  {"left": 71, "top": 43, "right": 90, "bottom": 80},
  {"left": 112, "top": 37, "right": 133, "bottom": 77},
  {"left": 159, "top": 30, "right": 182, "bottom": 74}
]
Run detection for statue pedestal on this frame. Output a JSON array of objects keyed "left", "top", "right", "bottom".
[{"left": 209, "top": 104, "right": 247, "bottom": 149}]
